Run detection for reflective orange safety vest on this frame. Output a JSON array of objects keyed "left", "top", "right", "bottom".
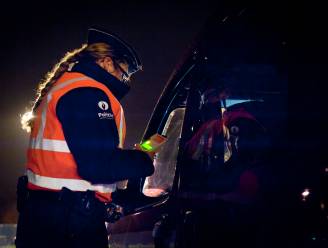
[{"left": 26, "top": 72, "right": 126, "bottom": 202}]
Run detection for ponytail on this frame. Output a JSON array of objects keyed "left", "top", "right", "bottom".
[{"left": 21, "top": 44, "right": 87, "bottom": 132}]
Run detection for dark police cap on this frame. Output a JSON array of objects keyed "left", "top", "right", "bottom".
[{"left": 87, "top": 28, "right": 142, "bottom": 75}]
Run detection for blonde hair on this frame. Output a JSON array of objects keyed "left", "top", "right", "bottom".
[{"left": 21, "top": 42, "right": 117, "bottom": 132}]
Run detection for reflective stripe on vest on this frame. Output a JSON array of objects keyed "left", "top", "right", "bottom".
[
  {"left": 29, "top": 138, "right": 70, "bottom": 153},
  {"left": 119, "top": 105, "right": 124, "bottom": 148},
  {"left": 27, "top": 169, "right": 116, "bottom": 193},
  {"left": 27, "top": 75, "right": 125, "bottom": 193}
]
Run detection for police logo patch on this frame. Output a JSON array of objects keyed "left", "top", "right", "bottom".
[{"left": 98, "top": 101, "right": 109, "bottom": 110}]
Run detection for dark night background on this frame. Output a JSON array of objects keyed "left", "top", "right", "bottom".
[
  {"left": 0, "top": 0, "right": 221, "bottom": 223},
  {"left": 0, "top": 0, "right": 326, "bottom": 226}
]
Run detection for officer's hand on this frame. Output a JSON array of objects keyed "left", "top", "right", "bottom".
[{"left": 134, "top": 143, "right": 156, "bottom": 161}]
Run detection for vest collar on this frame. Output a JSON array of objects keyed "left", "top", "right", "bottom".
[{"left": 71, "top": 61, "right": 130, "bottom": 100}]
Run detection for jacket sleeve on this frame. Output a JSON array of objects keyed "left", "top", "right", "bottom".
[{"left": 56, "top": 87, "right": 154, "bottom": 184}]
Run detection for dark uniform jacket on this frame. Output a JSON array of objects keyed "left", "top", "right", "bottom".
[{"left": 56, "top": 61, "right": 153, "bottom": 184}]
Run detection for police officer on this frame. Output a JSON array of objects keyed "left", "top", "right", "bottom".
[{"left": 16, "top": 28, "right": 154, "bottom": 247}]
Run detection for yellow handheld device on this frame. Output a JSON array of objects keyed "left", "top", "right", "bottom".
[{"left": 140, "top": 134, "right": 167, "bottom": 152}]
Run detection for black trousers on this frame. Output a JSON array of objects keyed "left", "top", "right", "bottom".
[{"left": 15, "top": 188, "right": 108, "bottom": 248}]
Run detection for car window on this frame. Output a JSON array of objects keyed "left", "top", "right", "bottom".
[
  {"left": 179, "top": 80, "right": 270, "bottom": 195},
  {"left": 143, "top": 108, "right": 185, "bottom": 197}
]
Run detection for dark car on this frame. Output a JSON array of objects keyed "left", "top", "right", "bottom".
[{"left": 107, "top": 2, "right": 328, "bottom": 248}]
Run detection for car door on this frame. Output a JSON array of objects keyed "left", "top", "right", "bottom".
[{"left": 107, "top": 64, "right": 194, "bottom": 247}]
